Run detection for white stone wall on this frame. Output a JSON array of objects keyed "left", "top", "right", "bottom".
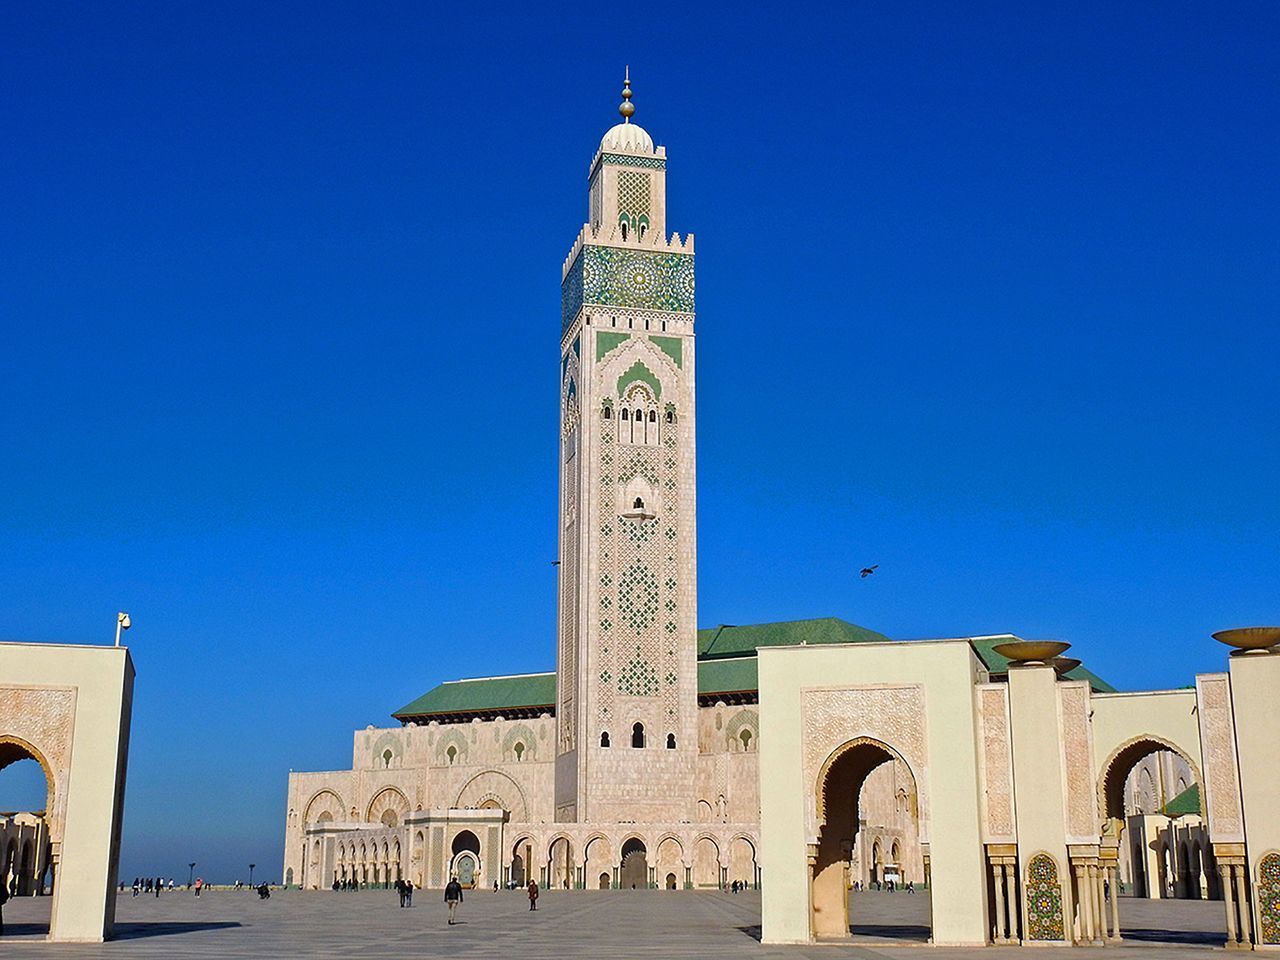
[{"left": 284, "top": 698, "right": 936, "bottom": 891}]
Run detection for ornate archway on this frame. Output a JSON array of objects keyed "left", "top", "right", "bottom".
[{"left": 812, "top": 737, "right": 929, "bottom": 941}]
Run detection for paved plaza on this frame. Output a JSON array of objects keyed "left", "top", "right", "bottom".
[{"left": 0, "top": 889, "right": 1229, "bottom": 958}]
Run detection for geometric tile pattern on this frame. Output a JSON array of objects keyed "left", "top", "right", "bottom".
[
  {"left": 1260, "top": 852, "right": 1280, "bottom": 944},
  {"left": 563, "top": 246, "right": 694, "bottom": 329},
  {"left": 1024, "top": 853, "right": 1064, "bottom": 941}
]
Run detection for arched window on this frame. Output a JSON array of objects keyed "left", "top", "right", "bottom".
[
  {"left": 600, "top": 731, "right": 610, "bottom": 748},
  {"left": 514, "top": 742, "right": 525, "bottom": 762},
  {"left": 739, "top": 729, "right": 752, "bottom": 751},
  {"left": 621, "top": 409, "right": 629, "bottom": 421},
  {"left": 648, "top": 410, "right": 657, "bottom": 422},
  {"left": 603, "top": 406, "right": 612, "bottom": 420},
  {"left": 666, "top": 733, "right": 676, "bottom": 749},
  {"left": 633, "top": 408, "right": 642, "bottom": 422},
  {"left": 665, "top": 410, "right": 675, "bottom": 424},
  {"left": 633, "top": 497, "right": 645, "bottom": 510},
  {"left": 632, "top": 722, "right": 645, "bottom": 748},
  {"left": 620, "top": 221, "right": 628, "bottom": 241},
  {"left": 383, "top": 748, "right": 393, "bottom": 769},
  {"left": 446, "top": 745, "right": 457, "bottom": 765}
]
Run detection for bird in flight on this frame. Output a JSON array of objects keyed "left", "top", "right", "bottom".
[
  {"left": 550, "top": 560, "right": 561, "bottom": 566},
  {"left": 859, "top": 564, "right": 879, "bottom": 579}
]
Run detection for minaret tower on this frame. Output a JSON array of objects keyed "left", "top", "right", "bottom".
[{"left": 555, "top": 72, "right": 698, "bottom": 823}]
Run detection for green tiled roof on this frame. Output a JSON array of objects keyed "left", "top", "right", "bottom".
[
  {"left": 393, "top": 672, "right": 555, "bottom": 720},
  {"left": 967, "top": 635, "right": 1117, "bottom": 693},
  {"left": 697, "top": 657, "right": 758, "bottom": 697},
  {"left": 698, "top": 617, "right": 891, "bottom": 659},
  {"left": 1163, "top": 783, "right": 1201, "bottom": 817},
  {"left": 393, "top": 621, "right": 1117, "bottom": 720}
]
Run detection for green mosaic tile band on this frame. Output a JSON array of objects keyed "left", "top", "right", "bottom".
[
  {"left": 593, "top": 152, "right": 666, "bottom": 173},
  {"left": 563, "top": 245, "right": 695, "bottom": 328}
]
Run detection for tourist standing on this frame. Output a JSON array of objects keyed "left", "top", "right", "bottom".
[
  {"left": 405, "top": 879, "right": 413, "bottom": 907},
  {"left": 194, "top": 877, "right": 203, "bottom": 897},
  {"left": 444, "top": 875, "right": 463, "bottom": 924},
  {"left": 527, "top": 878, "right": 539, "bottom": 911}
]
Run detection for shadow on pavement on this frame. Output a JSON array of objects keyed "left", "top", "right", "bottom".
[
  {"left": 852, "top": 922, "right": 931, "bottom": 942},
  {"left": 1122, "top": 927, "right": 1225, "bottom": 947},
  {"left": 112, "top": 921, "right": 244, "bottom": 940},
  {"left": 3, "top": 922, "right": 50, "bottom": 938}
]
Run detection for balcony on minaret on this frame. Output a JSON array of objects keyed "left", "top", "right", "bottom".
[{"left": 621, "top": 496, "right": 656, "bottom": 523}]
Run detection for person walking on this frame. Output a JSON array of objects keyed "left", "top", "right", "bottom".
[
  {"left": 444, "top": 875, "right": 463, "bottom": 924},
  {"left": 194, "top": 877, "right": 203, "bottom": 897},
  {"left": 405, "top": 879, "right": 413, "bottom": 907},
  {"left": 527, "top": 878, "right": 539, "bottom": 911}
]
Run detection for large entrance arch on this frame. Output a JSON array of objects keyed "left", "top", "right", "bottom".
[
  {"left": 813, "top": 738, "right": 932, "bottom": 942},
  {"left": 620, "top": 837, "right": 648, "bottom": 889},
  {"left": 451, "top": 830, "right": 481, "bottom": 887},
  {"left": 1095, "top": 734, "right": 1222, "bottom": 944}
]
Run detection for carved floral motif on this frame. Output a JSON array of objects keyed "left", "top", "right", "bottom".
[
  {"left": 801, "top": 686, "right": 930, "bottom": 842},
  {"left": 1197, "top": 675, "right": 1244, "bottom": 841},
  {"left": 979, "top": 686, "right": 1014, "bottom": 840}
]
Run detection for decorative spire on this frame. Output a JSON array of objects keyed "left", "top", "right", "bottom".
[{"left": 619, "top": 66, "right": 635, "bottom": 122}]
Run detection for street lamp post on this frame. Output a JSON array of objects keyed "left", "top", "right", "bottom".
[
  {"left": 188, "top": 863, "right": 195, "bottom": 888},
  {"left": 249, "top": 864, "right": 256, "bottom": 888},
  {"left": 115, "top": 612, "right": 131, "bottom": 646}
]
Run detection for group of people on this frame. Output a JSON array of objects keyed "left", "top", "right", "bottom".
[
  {"left": 728, "top": 880, "right": 749, "bottom": 893},
  {"left": 852, "top": 879, "right": 915, "bottom": 893},
  {"left": 394, "top": 878, "right": 415, "bottom": 907},
  {"left": 127, "top": 877, "right": 173, "bottom": 896},
  {"left": 440, "top": 876, "right": 540, "bottom": 924}
]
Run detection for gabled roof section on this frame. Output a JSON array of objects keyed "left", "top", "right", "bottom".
[
  {"left": 966, "top": 634, "right": 1117, "bottom": 693},
  {"left": 393, "top": 672, "right": 555, "bottom": 722},
  {"left": 697, "top": 656, "right": 758, "bottom": 698},
  {"left": 697, "top": 617, "right": 892, "bottom": 659},
  {"left": 1163, "top": 782, "right": 1201, "bottom": 817}
]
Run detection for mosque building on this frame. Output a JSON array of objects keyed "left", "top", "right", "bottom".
[{"left": 281, "top": 78, "right": 1280, "bottom": 950}]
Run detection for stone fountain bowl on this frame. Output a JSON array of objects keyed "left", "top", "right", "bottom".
[
  {"left": 1212, "top": 627, "right": 1280, "bottom": 652},
  {"left": 1050, "top": 657, "right": 1083, "bottom": 677},
  {"left": 992, "top": 640, "right": 1071, "bottom": 664}
]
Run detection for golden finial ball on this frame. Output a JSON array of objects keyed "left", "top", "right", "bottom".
[{"left": 619, "top": 99, "right": 635, "bottom": 119}]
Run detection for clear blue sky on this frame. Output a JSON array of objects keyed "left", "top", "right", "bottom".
[{"left": 1, "top": 1, "right": 1276, "bottom": 883}]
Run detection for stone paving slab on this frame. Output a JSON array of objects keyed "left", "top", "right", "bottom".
[{"left": 0, "top": 889, "right": 1230, "bottom": 959}]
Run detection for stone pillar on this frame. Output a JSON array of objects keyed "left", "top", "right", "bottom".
[
  {"left": 1221, "top": 864, "right": 1239, "bottom": 946},
  {"left": 1074, "top": 863, "right": 1093, "bottom": 943},
  {"left": 1233, "top": 865, "right": 1253, "bottom": 948},
  {"left": 1092, "top": 864, "right": 1107, "bottom": 943},
  {"left": 992, "top": 861, "right": 1008, "bottom": 943},
  {"left": 1107, "top": 865, "right": 1122, "bottom": 942}
]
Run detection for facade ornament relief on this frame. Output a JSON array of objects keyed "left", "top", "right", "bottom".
[{"left": 800, "top": 685, "right": 930, "bottom": 843}]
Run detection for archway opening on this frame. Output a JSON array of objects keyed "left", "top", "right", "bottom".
[
  {"left": 600, "top": 871, "right": 612, "bottom": 889},
  {"left": 0, "top": 739, "right": 55, "bottom": 902},
  {"left": 549, "top": 836, "right": 574, "bottom": 890},
  {"left": 620, "top": 838, "right": 648, "bottom": 889},
  {"left": 814, "top": 739, "right": 930, "bottom": 943},
  {"left": 451, "top": 830, "right": 481, "bottom": 888},
  {"left": 1099, "top": 738, "right": 1222, "bottom": 946}
]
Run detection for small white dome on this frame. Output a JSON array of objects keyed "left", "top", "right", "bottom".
[{"left": 600, "top": 121, "right": 654, "bottom": 154}]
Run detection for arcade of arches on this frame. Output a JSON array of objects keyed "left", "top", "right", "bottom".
[{"left": 759, "top": 635, "right": 1280, "bottom": 948}]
